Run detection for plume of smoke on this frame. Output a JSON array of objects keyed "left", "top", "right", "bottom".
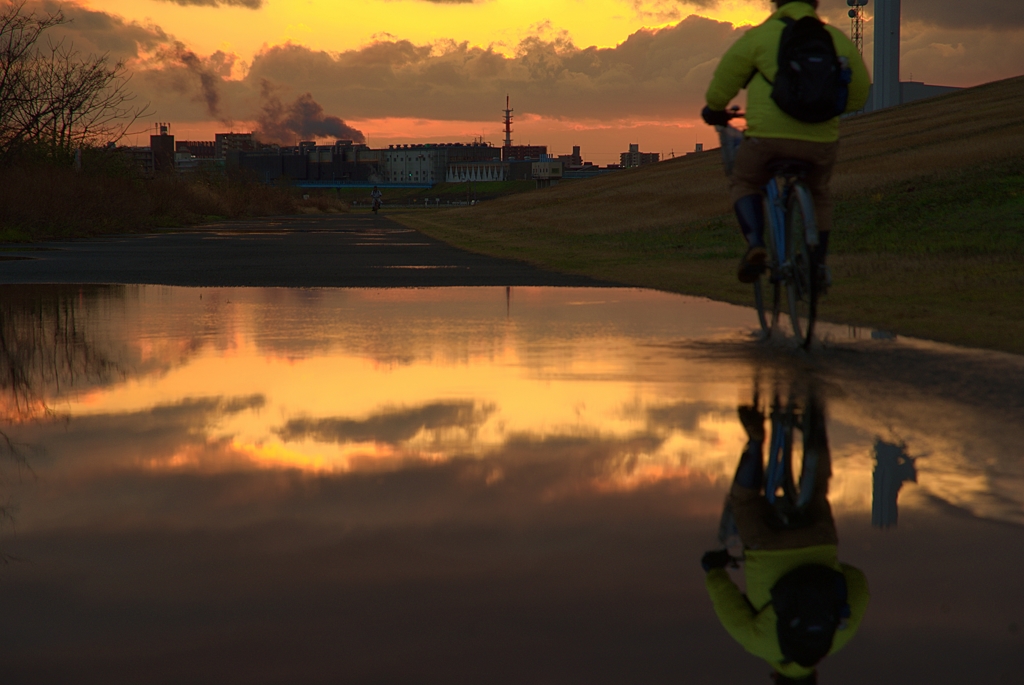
[
  {"left": 255, "top": 81, "right": 365, "bottom": 145},
  {"left": 165, "top": 42, "right": 233, "bottom": 124}
]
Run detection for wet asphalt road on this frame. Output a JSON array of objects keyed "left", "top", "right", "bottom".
[{"left": 0, "top": 214, "right": 611, "bottom": 288}]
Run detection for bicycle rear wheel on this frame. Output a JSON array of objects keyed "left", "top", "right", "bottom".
[
  {"left": 784, "top": 185, "right": 818, "bottom": 349},
  {"left": 753, "top": 198, "right": 781, "bottom": 337}
]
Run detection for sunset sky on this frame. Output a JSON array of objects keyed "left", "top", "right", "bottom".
[{"left": 32, "top": 0, "right": 1024, "bottom": 162}]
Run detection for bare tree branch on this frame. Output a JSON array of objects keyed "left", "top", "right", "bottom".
[{"left": 0, "top": 2, "right": 149, "bottom": 163}]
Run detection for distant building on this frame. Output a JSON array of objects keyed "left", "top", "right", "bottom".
[
  {"left": 532, "top": 160, "right": 563, "bottom": 188},
  {"left": 556, "top": 145, "right": 583, "bottom": 169},
  {"left": 563, "top": 163, "right": 615, "bottom": 180},
  {"left": 385, "top": 143, "right": 498, "bottom": 184},
  {"left": 121, "top": 146, "right": 154, "bottom": 176},
  {"left": 233, "top": 140, "right": 383, "bottom": 183},
  {"left": 620, "top": 144, "right": 659, "bottom": 169},
  {"left": 447, "top": 161, "right": 507, "bottom": 182},
  {"left": 215, "top": 132, "right": 257, "bottom": 159},
  {"left": 865, "top": 0, "right": 961, "bottom": 112},
  {"left": 175, "top": 140, "right": 222, "bottom": 173},
  {"left": 506, "top": 160, "right": 535, "bottom": 181},
  {"left": 150, "top": 123, "right": 175, "bottom": 173},
  {"left": 385, "top": 145, "right": 444, "bottom": 184},
  {"left": 502, "top": 144, "right": 547, "bottom": 162},
  {"left": 176, "top": 141, "right": 216, "bottom": 159}
]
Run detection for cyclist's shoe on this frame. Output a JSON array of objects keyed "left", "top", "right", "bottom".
[
  {"left": 737, "top": 245, "right": 768, "bottom": 283},
  {"left": 816, "top": 263, "right": 832, "bottom": 295}
]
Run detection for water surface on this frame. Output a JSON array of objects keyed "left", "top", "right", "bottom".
[{"left": 1, "top": 285, "right": 1022, "bottom": 683}]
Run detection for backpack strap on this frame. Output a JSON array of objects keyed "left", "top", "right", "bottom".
[{"left": 745, "top": 17, "right": 796, "bottom": 88}]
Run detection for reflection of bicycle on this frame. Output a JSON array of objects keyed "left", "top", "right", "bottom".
[
  {"left": 719, "top": 390, "right": 824, "bottom": 547},
  {"left": 764, "top": 394, "right": 823, "bottom": 527},
  {"left": 717, "top": 110, "right": 820, "bottom": 349}
]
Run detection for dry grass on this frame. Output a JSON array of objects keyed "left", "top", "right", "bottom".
[
  {"left": 395, "top": 75, "right": 1024, "bottom": 354},
  {"left": 0, "top": 163, "right": 315, "bottom": 241}
]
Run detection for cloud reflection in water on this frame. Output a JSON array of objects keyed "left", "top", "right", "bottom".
[{"left": 2, "top": 285, "right": 1024, "bottom": 683}]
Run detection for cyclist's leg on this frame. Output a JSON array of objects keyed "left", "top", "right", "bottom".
[
  {"left": 730, "top": 139, "right": 775, "bottom": 282},
  {"left": 729, "top": 433, "right": 774, "bottom": 549},
  {"left": 786, "top": 140, "right": 839, "bottom": 268}
]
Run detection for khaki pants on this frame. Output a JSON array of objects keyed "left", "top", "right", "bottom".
[{"left": 730, "top": 137, "right": 840, "bottom": 233}]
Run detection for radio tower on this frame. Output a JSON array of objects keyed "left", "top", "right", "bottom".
[
  {"left": 848, "top": 0, "right": 868, "bottom": 56},
  {"left": 502, "top": 95, "right": 513, "bottom": 148}
]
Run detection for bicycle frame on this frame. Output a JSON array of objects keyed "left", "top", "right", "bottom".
[
  {"left": 764, "top": 178, "right": 789, "bottom": 275},
  {"left": 765, "top": 396, "right": 818, "bottom": 515},
  {"left": 765, "top": 177, "right": 819, "bottom": 275}
]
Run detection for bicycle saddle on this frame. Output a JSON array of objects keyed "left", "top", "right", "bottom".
[{"left": 767, "top": 158, "right": 814, "bottom": 177}]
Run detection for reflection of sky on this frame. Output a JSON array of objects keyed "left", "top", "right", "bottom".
[
  {"left": 11, "top": 287, "right": 755, "bottom": 536},
  {"left": 18, "top": 286, "right": 1024, "bottom": 525},
  {"left": 2, "top": 286, "right": 1023, "bottom": 682}
]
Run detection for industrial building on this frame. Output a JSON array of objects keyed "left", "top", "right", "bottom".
[
  {"left": 232, "top": 141, "right": 383, "bottom": 183},
  {"left": 383, "top": 142, "right": 499, "bottom": 184}
]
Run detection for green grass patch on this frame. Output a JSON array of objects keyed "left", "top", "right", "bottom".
[{"left": 834, "top": 156, "right": 1024, "bottom": 255}]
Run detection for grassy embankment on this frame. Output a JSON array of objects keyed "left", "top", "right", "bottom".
[{"left": 395, "top": 76, "right": 1024, "bottom": 355}]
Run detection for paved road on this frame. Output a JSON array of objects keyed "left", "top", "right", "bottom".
[{"left": 0, "top": 214, "right": 611, "bottom": 288}]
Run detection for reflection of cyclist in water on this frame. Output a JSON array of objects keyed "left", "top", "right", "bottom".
[{"left": 701, "top": 390, "right": 869, "bottom": 683}]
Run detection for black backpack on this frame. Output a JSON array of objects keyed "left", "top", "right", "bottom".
[
  {"left": 764, "top": 17, "right": 851, "bottom": 123},
  {"left": 769, "top": 564, "right": 851, "bottom": 667}
]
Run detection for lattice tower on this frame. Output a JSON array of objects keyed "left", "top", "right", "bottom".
[{"left": 503, "top": 95, "right": 513, "bottom": 148}]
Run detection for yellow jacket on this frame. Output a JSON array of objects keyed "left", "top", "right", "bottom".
[
  {"left": 705, "top": 2, "right": 871, "bottom": 142},
  {"left": 705, "top": 544, "right": 870, "bottom": 679}
]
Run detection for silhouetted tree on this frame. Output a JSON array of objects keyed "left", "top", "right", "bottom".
[{"left": 0, "top": 1, "right": 148, "bottom": 164}]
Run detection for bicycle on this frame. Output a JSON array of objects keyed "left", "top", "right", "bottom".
[{"left": 716, "top": 110, "right": 820, "bottom": 349}]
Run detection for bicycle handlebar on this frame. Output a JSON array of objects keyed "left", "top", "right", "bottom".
[{"left": 724, "top": 107, "right": 745, "bottom": 121}]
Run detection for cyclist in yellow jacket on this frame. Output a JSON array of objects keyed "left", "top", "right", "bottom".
[{"left": 702, "top": 0, "right": 870, "bottom": 283}]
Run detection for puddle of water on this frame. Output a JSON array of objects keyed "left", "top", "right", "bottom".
[{"left": 0, "top": 284, "right": 1021, "bottom": 683}]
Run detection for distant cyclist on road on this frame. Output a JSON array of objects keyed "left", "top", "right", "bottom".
[
  {"left": 702, "top": 0, "right": 870, "bottom": 284},
  {"left": 370, "top": 185, "right": 383, "bottom": 213}
]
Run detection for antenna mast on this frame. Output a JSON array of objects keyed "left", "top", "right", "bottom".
[
  {"left": 502, "top": 95, "right": 513, "bottom": 148},
  {"left": 847, "top": 0, "right": 868, "bottom": 56}
]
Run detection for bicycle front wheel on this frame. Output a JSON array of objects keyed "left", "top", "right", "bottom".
[{"left": 785, "top": 185, "right": 818, "bottom": 348}]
